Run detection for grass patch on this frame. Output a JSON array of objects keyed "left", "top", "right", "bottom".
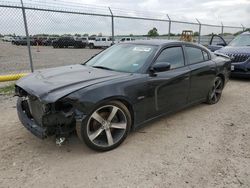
[{"left": 0, "top": 83, "right": 15, "bottom": 95}]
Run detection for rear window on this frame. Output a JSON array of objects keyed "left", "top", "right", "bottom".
[{"left": 186, "top": 47, "right": 204, "bottom": 64}]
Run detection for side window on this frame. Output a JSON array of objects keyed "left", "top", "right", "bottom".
[
  {"left": 102, "top": 38, "right": 106, "bottom": 41},
  {"left": 155, "top": 47, "right": 184, "bottom": 69},
  {"left": 186, "top": 47, "right": 204, "bottom": 64},
  {"left": 203, "top": 51, "right": 209, "bottom": 61}
]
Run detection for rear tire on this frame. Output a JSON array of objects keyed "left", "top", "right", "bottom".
[
  {"left": 76, "top": 101, "right": 131, "bottom": 151},
  {"left": 206, "top": 76, "right": 224, "bottom": 104},
  {"left": 89, "top": 43, "right": 94, "bottom": 49}
]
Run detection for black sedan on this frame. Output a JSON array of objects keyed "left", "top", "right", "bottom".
[{"left": 15, "top": 40, "right": 231, "bottom": 151}]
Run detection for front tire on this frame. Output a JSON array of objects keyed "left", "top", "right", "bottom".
[
  {"left": 206, "top": 76, "right": 224, "bottom": 104},
  {"left": 77, "top": 101, "right": 131, "bottom": 151}
]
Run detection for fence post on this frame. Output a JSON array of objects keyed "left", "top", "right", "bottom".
[
  {"left": 241, "top": 24, "right": 245, "bottom": 32},
  {"left": 196, "top": 18, "right": 201, "bottom": 44},
  {"left": 108, "top": 7, "right": 114, "bottom": 44},
  {"left": 221, "top": 22, "right": 224, "bottom": 36},
  {"left": 167, "top": 14, "right": 171, "bottom": 40},
  {"left": 20, "top": 0, "right": 34, "bottom": 72}
]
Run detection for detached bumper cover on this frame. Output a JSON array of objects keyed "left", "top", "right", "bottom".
[{"left": 17, "top": 98, "right": 47, "bottom": 139}]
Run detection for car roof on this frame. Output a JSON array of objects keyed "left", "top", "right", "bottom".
[{"left": 122, "top": 39, "right": 207, "bottom": 50}]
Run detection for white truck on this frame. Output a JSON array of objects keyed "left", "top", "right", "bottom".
[
  {"left": 88, "top": 37, "right": 113, "bottom": 49},
  {"left": 2, "top": 36, "right": 14, "bottom": 42}
]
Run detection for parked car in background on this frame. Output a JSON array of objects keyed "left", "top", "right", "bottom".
[
  {"left": 118, "top": 37, "right": 135, "bottom": 42},
  {"left": 12, "top": 36, "right": 32, "bottom": 45},
  {"left": 208, "top": 32, "right": 250, "bottom": 78},
  {"left": 74, "top": 36, "right": 88, "bottom": 43},
  {"left": 33, "top": 37, "right": 47, "bottom": 46},
  {"left": 41, "top": 37, "right": 58, "bottom": 46},
  {"left": 88, "top": 37, "right": 113, "bottom": 49},
  {"left": 52, "top": 37, "right": 87, "bottom": 48},
  {"left": 15, "top": 40, "right": 231, "bottom": 151},
  {"left": 207, "top": 34, "right": 228, "bottom": 52},
  {"left": 2, "top": 36, "right": 14, "bottom": 42}
]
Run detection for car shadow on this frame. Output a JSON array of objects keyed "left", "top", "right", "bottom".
[
  {"left": 54, "top": 103, "right": 205, "bottom": 154},
  {"left": 19, "top": 102, "right": 206, "bottom": 156},
  {"left": 230, "top": 77, "right": 250, "bottom": 82}
]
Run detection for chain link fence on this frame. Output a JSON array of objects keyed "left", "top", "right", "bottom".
[{"left": 0, "top": 0, "right": 246, "bottom": 80}]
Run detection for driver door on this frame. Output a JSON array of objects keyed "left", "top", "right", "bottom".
[
  {"left": 207, "top": 34, "right": 227, "bottom": 52},
  {"left": 147, "top": 46, "right": 190, "bottom": 115}
]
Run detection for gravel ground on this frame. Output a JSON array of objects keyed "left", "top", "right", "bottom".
[
  {"left": 0, "top": 79, "right": 249, "bottom": 188},
  {"left": 0, "top": 41, "right": 101, "bottom": 74}
]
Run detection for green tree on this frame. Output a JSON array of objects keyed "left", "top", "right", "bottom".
[
  {"left": 194, "top": 32, "right": 199, "bottom": 36},
  {"left": 147, "top": 27, "right": 159, "bottom": 37}
]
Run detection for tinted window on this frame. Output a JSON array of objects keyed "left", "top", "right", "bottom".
[
  {"left": 86, "top": 44, "right": 157, "bottom": 73},
  {"left": 186, "top": 47, "right": 204, "bottom": 64},
  {"left": 155, "top": 47, "right": 184, "bottom": 69},
  {"left": 102, "top": 38, "right": 106, "bottom": 41}
]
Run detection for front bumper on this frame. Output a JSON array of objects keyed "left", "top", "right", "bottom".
[
  {"left": 231, "top": 61, "right": 250, "bottom": 78},
  {"left": 17, "top": 97, "right": 78, "bottom": 139},
  {"left": 17, "top": 97, "right": 47, "bottom": 139}
]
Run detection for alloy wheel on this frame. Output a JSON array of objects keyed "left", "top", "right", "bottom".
[
  {"left": 209, "top": 77, "right": 223, "bottom": 103},
  {"left": 86, "top": 105, "right": 128, "bottom": 147}
]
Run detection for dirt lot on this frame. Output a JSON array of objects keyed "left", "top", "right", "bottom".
[
  {"left": 0, "top": 79, "right": 249, "bottom": 188},
  {"left": 0, "top": 41, "right": 101, "bottom": 74}
]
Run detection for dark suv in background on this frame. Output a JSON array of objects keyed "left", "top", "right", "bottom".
[
  {"left": 52, "top": 37, "right": 87, "bottom": 48},
  {"left": 208, "top": 32, "right": 250, "bottom": 78}
]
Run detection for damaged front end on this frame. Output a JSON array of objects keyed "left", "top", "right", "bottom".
[{"left": 15, "top": 86, "right": 82, "bottom": 140}]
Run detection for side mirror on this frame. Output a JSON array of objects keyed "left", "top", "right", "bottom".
[{"left": 150, "top": 62, "right": 171, "bottom": 74}]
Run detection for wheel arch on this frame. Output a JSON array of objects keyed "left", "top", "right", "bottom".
[{"left": 96, "top": 96, "right": 135, "bottom": 130}]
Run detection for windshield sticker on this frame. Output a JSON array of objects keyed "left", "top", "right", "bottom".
[{"left": 133, "top": 47, "right": 151, "bottom": 52}]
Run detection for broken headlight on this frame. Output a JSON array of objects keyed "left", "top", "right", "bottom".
[{"left": 55, "top": 100, "right": 74, "bottom": 113}]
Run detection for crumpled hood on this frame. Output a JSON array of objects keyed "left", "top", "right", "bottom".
[
  {"left": 216, "top": 46, "right": 250, "bottom": 55},
  {"left": 16, "top": 64, "right": 130, "bottom": 103}
]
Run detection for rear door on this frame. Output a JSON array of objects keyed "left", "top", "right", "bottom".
[
  {"left": 147, "top": 46, "right": 190, "bottom": 115},
  {"left": 101, "top": 37, "right": 107, "bottom": 46},
  {"left": 184, "top": 45, "right": 216, "bottom": 103}
]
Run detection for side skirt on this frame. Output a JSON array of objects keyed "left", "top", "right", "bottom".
[{"left": 132, "top": 98, "right": 206, "bottom": 131}]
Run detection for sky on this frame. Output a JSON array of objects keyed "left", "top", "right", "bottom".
[
  {"left": 0, "top": 0, "right": 249, "bottom": 36},
  {"left": 62, "top": 0, "right": 250, "bottom": 26}
]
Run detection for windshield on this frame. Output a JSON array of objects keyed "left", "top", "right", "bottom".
[
  {"left": 85, "top": 44, "right": 157, "bottom": 73},
  {"left": 228, "top": 34, "right": 250, "bottom": 46}
]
